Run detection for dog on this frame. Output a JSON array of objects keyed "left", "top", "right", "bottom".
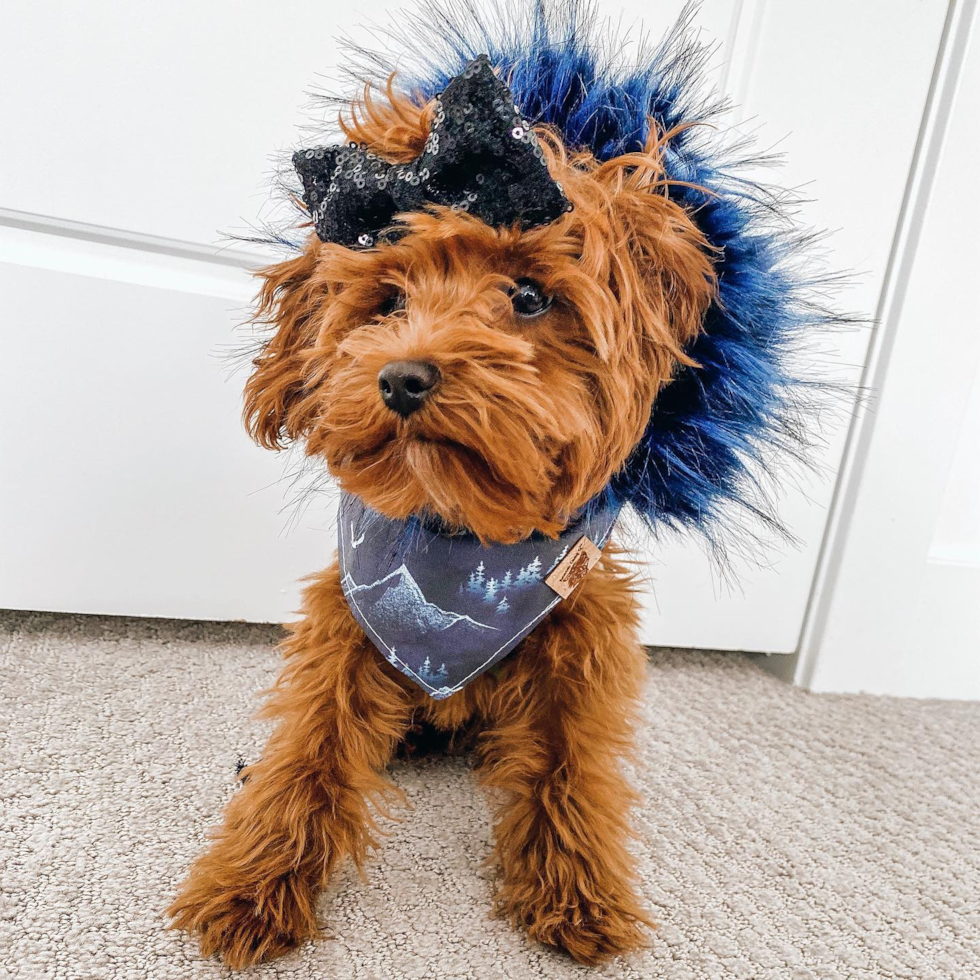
[{"left": 167, "top": 4, "right": 829, "bottom": 966}]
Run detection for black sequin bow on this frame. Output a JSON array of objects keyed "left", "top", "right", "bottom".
[{"left": 293, "top": 55, "right": 572, "bottom": 248}]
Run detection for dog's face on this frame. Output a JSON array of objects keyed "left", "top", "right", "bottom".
[{"left": 245, "top": 88, "right": 716, "bottom": 543}]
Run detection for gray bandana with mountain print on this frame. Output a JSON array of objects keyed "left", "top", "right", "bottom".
[{"left": 339, "top": 492, "right": 620, "bottom": 699}]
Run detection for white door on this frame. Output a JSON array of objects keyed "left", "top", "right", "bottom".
[
  {"left": 0, "top": 1, "right": 953, "bottom": 653},
  {"left": 797, "top": 0, "right": 980, "bottom": 700}
]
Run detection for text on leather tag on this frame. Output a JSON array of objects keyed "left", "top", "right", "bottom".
[{"left": 545, "top": 534, "right": 603, "bottom": 599}]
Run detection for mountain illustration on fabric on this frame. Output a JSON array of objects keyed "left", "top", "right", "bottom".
[{"left": 344, "top": 564, "right": 498, "bottom": 639}]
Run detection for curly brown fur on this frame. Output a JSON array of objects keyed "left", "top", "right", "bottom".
[{"left": 169, "top": 75, "right": 715, "bottom": 967}]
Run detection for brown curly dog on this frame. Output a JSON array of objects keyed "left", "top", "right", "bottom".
[{"left": 167, "top": 74, "right": 715, "bottom": 967}]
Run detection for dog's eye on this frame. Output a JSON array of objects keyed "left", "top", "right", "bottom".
[
  {"left": 508, "top": 279, "right": 552, "bottom": 318},
  {"left": 379, "top": 291, "right": 406, "bottom": 316}
]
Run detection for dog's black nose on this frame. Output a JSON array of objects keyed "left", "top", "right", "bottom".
[{"left": 378, "top": 360, "right": 440, "bottom": 417}]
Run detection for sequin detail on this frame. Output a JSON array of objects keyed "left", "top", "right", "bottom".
[{"left": 292, "top": 55, "right": 570, "bottom": 248}]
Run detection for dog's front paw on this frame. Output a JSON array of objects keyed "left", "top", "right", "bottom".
[
  {"left": 167, "top": 865, "right": 320, "bottom": 968},
  {"left": 500, "top": 879, "right": 652, "bottom": 965}
]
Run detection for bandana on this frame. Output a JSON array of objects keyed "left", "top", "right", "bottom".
[{"left": 339, "top": 492, "right": 621, "bottom": 699}]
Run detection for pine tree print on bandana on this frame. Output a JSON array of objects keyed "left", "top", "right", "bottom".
[{"left": 339, "top": 492, "right": 620, "bottom": 698}]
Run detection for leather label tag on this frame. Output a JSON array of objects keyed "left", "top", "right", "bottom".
[{"left": 545, "top": 534, "right": 602, "bottom": 599}]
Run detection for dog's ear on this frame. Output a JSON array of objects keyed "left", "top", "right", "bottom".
[
  {"left": 243, "top": 244, "right": 322, "bottom": 450},
  {"left": 242, "top": 85, "right": 428, "bottom": 452},
  {"left": 593, "top": 140, "right": 717, "bottom": 369}
]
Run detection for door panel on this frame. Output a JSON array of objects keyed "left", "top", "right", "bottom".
[
  {"left": 634, "top": 0, "right": 949, "bottom": 650},
  {"left": 0, "top": 1, "right": 954, "bottom": 645},
  {"left": 0, "top": 251, "right": 333, "bottom": 622},
  {"left": 0, "top": 0, "right": 732, "bottom": 249}
]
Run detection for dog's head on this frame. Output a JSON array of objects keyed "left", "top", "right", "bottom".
[{"left": 244, "top": 73, "right": 716, "bottom": 543}]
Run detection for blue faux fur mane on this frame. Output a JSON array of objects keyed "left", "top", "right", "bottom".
[{"left": 267, "top": 0, "right": 849, "bottom": 550}]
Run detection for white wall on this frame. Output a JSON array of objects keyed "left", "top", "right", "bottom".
[{"left": 933, "top": 372, "right": 980, "bottom": 566}]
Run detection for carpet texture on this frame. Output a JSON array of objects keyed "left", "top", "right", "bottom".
[{"left": 1, "top": 609, "right": 978, "bottom": 980}]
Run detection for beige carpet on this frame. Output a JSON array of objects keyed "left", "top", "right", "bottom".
[{"left": 1, "top": 610, "right": 978, "bottom": 980}]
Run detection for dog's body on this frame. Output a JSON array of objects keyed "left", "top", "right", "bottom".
[
  {"left": 167, "top": 66, "right": 713, "bottom": 961},
  {"left": 166, "top": 57, "right": 717, "bottom": 960},
  {"left": 167, "top": 5, "right": 833, "bottom": 967},
  {"left": 170, "top": 547, "right": 650, "bottom": 966}
]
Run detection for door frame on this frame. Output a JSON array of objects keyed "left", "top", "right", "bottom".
[{"left": 792, "top": 0, "right": 980, "bottom": 699}]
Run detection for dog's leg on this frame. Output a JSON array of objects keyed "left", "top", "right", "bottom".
[
  {"left": 167, "top": 564, "right": 414, "bottom": 968},
  {"left": 479, "top": 551, "right": 651, "bottom": 964}
]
